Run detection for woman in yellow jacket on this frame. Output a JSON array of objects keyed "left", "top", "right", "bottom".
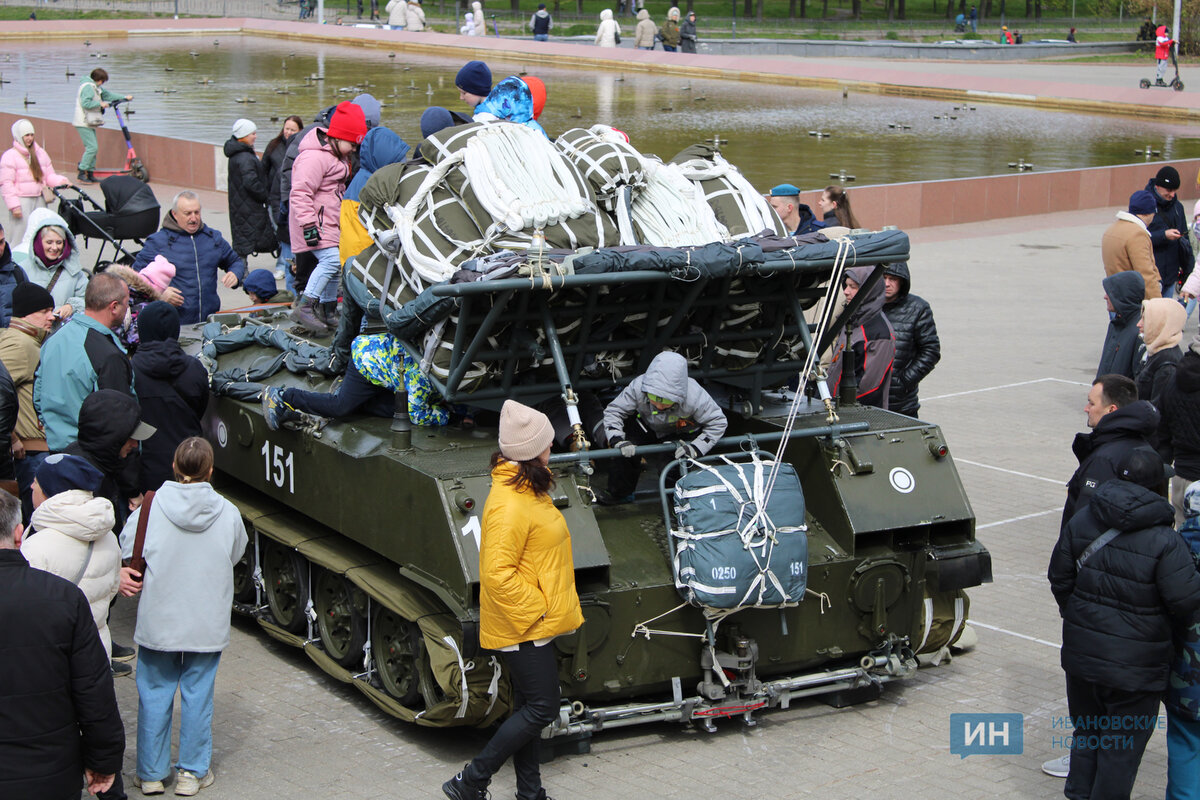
[{"left": 443, "top": 400, "right": 583, "bottom": 800}]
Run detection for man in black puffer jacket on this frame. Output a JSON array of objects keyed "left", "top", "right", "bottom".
[
  {"left": 1161, "top": 341, "right": 1200, "bottom": 524},
  {"left": 882, "top": 262, "right": 940, "bottom": 417},
  {"left": 129, "top": 302, "right": 208, "bottom": 492},
  {"left": 1049, "top": 449, "right": 1200, "bottom": 800},
  {"left": 1063, "top": 375, "right": 1159, "bottom": 531}
]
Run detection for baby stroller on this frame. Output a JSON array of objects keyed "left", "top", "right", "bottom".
[{"left": 53, "top": 175, "right": 160, "bottom": 268}]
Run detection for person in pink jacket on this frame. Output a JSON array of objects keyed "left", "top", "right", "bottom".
[
  {"left": 0, "top": 120, "right": 70, "bottom": 246},
  {"left": 288, "top": 101, "right": 366, "bottom": 335}
]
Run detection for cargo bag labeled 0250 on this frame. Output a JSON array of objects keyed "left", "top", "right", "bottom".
[{"left": 670, "top": 453, "right": 808, "bottom": 610}]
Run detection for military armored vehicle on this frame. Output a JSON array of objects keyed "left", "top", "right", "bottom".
[{"left": 189, "top": 120, "right": 990, "bottom": 749}]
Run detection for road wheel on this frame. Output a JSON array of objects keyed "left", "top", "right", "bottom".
[
  {"left": 370, "top": 605, "right": 424, "bottom": 706},
  {"left": 314, "top": 568, "right": 368, "bottom": 667},
  {"left": 262, "top": 539, "right": 310, "bottom": 633}
]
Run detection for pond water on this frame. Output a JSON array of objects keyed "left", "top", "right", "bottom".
[{"left": 0, "top": 34, "right": 1196, "bottom": 190}]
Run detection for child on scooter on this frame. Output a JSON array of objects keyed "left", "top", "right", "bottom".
[{"left": 1156, "top": 25, "right": 1177, "bottom": 85}]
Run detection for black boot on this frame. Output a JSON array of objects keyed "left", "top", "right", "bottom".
[
  {"left": 320, "top": 300, "right": 340, "bottom": 328},
  {"left": 87, "top": 171, "right": 96, "bottom": 183},
  {"left": 77, "top": 170, "right": 94, "bottom": 184}
]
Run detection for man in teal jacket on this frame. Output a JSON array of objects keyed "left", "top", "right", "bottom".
[{"left": 34, "top": 273, "right": 134, "bottom": 451}]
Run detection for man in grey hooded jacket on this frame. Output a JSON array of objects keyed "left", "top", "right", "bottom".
[{"left": 602, "top": 350, "right": 726, "bottom": 502}]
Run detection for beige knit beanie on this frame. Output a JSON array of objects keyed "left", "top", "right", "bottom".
[{"left": 498, "top": 399, "right": 555, "bottom": 462}]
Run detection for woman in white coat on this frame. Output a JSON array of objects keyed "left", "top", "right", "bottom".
[
  {"left": 406, "top": 0, "right": 426, "bottom": 31},
  {"left": 20, "top": 453, "right": 120, "bottom": 657},
  {"left": 472, "top": 1, "right": 486, "bottom": 35},
  {"left": 385, "top": 0, "right": 407, "bottom": 29},
  {"left": 595, "top": 7, "right": 621, "bottom": 47}
]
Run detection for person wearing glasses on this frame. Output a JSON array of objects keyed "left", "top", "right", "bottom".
[{"left": 600, "top": 350, "right": 726, "bottom": 504}]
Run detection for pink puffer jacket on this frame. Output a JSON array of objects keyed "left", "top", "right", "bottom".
[
  {"left": 288, "top": 127, "right": 352, "bottom": 253},
  {"left": 0, "top": 140, "right": 69, "bottom": 211}
]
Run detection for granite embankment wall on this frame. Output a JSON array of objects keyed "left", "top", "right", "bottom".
[{"left": 3, "top": 111, "right": 1195, "bottom": 229}]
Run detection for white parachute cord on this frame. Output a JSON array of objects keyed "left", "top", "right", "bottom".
[
  {"left": 632, "top": 162, "right": 726, "bottom": 246},
  {"left": 386, "top": 152, "right": 466, "bottom": 284},
  {"left": 761, "top": 235, "right": 857, "bottom": 506},
  {"left": 677, "top": 153, "right": 778, "bottom": 234},
  {"left": 462, "top": 125, "right": 590, "bottom": 233}
]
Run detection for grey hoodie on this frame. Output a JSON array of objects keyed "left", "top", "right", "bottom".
[
  {"left": 120, "top": 481, "right": 248, "bottom": 652},
  {"left": 603, "top": 351, "right": 727, "bottom": 453}
]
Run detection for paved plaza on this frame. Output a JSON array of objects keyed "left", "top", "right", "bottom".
[
  {"left": 90, "top": 197, "right": 1180, "bottom": 799},
  {"left": 9, "top": 20, "right": 1185, "bottom": 796}
]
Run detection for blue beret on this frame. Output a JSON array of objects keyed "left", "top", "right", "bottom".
[
  {"left": 769, "top": 183, "right": 801, "bottom": 197},
  {"left": 36, "top": 453, "right": 105, "bottom": 497}
]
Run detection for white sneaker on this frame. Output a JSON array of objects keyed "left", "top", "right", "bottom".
[
  {"left": 133, "top": 775, "right": 165, "bottom": 795},
  {"left": 1041, "top": 753, "right": 1070, "bottom": 778},
  {"left": 274, "top": 268, "right": 286, "bottom": 281},
  {"left": 174, "top": 770, "right": 214, "bottom": 796}
]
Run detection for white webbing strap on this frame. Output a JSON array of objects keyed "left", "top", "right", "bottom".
[{"left": 441, "top": 635, "right": 471, "bottom": 719}]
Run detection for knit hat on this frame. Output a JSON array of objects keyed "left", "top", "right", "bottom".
[
  {"left": 136, "top": 300, "right": 180, "bottom": 343},
  {"left": 326, "top": 101, "right": 368, "bottom": 144},
  {"left": 522, "top": 77, "right": 547, "bottom": 120},
  {"left": 242, "top": 268, "right": 279, "bottom": 301},
  {"left": 1155, "top": 165, "right": 1181, "bottom": 190},
  {"left": 10, "top": 282, "right": 53, "bottom": 318},
  {"left": 351, "top": 93, "right": 382, "bottom": 129},
  {"left": 1140, "top": 297, "right": 1187, "bottom": 355},
  {"left": 139, "top": 254, "right": 176, "bottom": 293},
  {"left": 769, "top": 183, "right": 800, "bottom": 197},
  {"left": 456, "top": 60, "right": 492, "bottom": 98},
  {"left": 1118, "top": 448, "right": 1168, "bottom": 489},
  {"left": 11, "top": 119, "right": 34, "bottom": 141},
  {"left": 1128, "top": 189, "right": 1157, "bottom": 216},
  {"left": 420, "top": 107, "right": 455, "bottom": 139},
  {"left": 35, "top": 453, "right": 105, "bottom": 497},
  {"left": 498, "top": 399, "right": 554, "bottom": 462},
  {"left": 231, "top": 118, "right": 257, "bottom": 139}
]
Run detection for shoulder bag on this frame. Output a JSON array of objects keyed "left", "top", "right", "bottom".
[
  {"left": 129, "top": 490, "right": 155, "bottom": 577},
  {"left": 80, "top": 82, "right": 104, "bottom": 128}
]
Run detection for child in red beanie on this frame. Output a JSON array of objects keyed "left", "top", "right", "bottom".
[{"left": 289, "top": 101, "right": 366, "bottom": 335}]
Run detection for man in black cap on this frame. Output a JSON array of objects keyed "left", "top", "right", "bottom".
[
  {"left": 0, "top": 283, "right": 56, "bottom": 524},
  {"left": 455, "top": 60, "right": 492, "bottom": 110},
  {"left": 1145, "top": 165, "right": 1194, "bottom": 298},
  {"left": 1049, "top": 447, "right": 1200, "bottom": 800}
]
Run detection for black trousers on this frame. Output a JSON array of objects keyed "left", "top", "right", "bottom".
[
  {"left": 606, "top": 420, "right": 661, "bottom": 499},
  {"left": 281, "top": 361, "right": 393, "bottom": 420},
  {"left": 464, "top": 641, "right": 559, "bottom": 799},
  {"left": 1064, "top": 673, "right": 1161, "bottom": 800}
]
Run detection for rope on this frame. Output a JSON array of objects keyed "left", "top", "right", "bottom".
[
  {"left": 631, "top": 160, "right": 727, "bottom": 246},
  {"left": 631, "top": 602, "right": 705, "bottom": 640},
  {"left": 760, "top": 235, "right": 857, "bottom": 507}
]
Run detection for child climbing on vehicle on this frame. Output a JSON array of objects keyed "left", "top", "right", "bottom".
[
  {"left": 261, "top": 331, "right": 448, "bottom": 430},
  {"left": 289, "top": 101, "right": 367, "bottom": 335},
  {"left": 1157, "top": 25, "right": 1177, "bottom": 85},
  {"left": 600, "top": 350, "right": 727, "bottom": 504}
]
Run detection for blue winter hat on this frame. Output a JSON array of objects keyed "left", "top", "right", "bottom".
[
  {"left": 1128, "top": 189, "right": 1157, "bottom": 216},
  {"left": 242, "top": 269, "right": 279, "bottom": 302},
  {"left": 35, "top": 453, "right": 105, "bottom": 497},
  {"left": 456, "top": 60, "right": 492, "bottom": 98},
  {"left": 769, "top": 183, "right": 801, "bottom": 197},
  {"left": 421, "top": 107, "right": 454, "bottom": 139},
  {"left": 351, "top": 93, "right": 382, "bottom": 129},
  {"left": 137, "top": 301, "right": 180, "bottom": 343}
]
